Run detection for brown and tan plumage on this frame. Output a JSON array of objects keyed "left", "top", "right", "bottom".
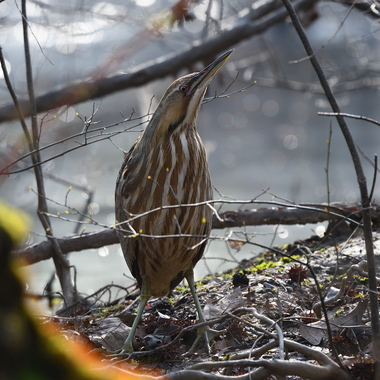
[{"left": 115, "top": 50, "right": 233, "bottom": 354}]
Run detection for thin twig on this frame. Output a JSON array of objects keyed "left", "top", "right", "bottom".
[
  {"left": 21, "top": 0, "right": 77, "bottom": 311},
  {"left": 319, "top": 111, "right": 380, "bottom": 128},
  {"left": 289, "top": 0, "right": 357, "bottom": 64},
  {"left": 281, "top": 0, "right": 379, "bottom": 370},
  {"left": 0, "top": 113, "right": 148, "bottom": 175},
  {"left": 0, "top": 48, "right": 33, "bottom": 148},
  {"left": 369, "top": 155, "right": 378, "bottom": 203}
]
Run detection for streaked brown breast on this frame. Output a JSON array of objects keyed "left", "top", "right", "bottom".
[{"left": 115, "top": 123, "right": 212, "bottom": 297}]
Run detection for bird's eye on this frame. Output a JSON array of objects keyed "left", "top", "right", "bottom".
[{"left": 179, "top": 85, "right": 187, "bottom": 93}]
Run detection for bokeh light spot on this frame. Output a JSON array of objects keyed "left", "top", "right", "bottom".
[
  {"left": 59, "top": 106, "right": 76, "bottom": 123},
  {"left": 107, "top": 213, "right": 115, "bottom": 224},
  {"left": 262, "top": 100, "right": 279, "bottom": 117},
  {"left": 346, "top": 191, "right": 357, "bottom": 202},
  {"left": 135, "top": 0, "right": 156, "bottom": 6},
  {"left": 98, "top": 247, "right": 109, "bottom": 257},
  {"left": 283, "top": 135, "right": 298, "bottom": 150},
  {"left": 55, "top": 39, "right": 76, "bottom": 54},
  {"left": 88, "top": 202, "right": 100, "bottom": 215},
  {"left": 243, "top": 67, "right": 254, "bottom": 81},
  {"left": 316, "top": 225, "right": 326, "bottom": 237},
  {"left": 93, "top": 2, "right": 118, "bottom": 15},
  {"left": 222, "top": 153, "right": 237, "bottom": 168},
  {"left": 276, "top": 225, "right": 289, "bottom": 239},
  {"left": 218, "top": 112, "right": 234, "bottom": 129},
  {"left": 184, "top": 19, "right": 204, "bottom": 34},
  {"left": 243, "top": 94, "right": 260, "bottom": 112},
  {"left": 194, "top": 1, "right": 221, "bottom": 20},
  {"left": 203, "top": 140, "right": 217, "bottom": 156}
]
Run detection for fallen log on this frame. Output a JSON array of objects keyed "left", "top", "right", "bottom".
[{"left": 13, "top": 202, "right": 379, "bottom": 266}]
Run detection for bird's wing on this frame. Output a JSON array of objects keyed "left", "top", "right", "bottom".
[{"left": 115, "top": 139, "right": 143, "bottom": 286}]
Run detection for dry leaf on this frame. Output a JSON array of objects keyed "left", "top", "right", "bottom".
[
  {"left": 86, "top": 317, "right": 130, "bottom": 351},
  {"left": 299, "top": 300, "right": 368, "bottom": 345},
  {"left": 228, "top": 240, "right": 246, "bottom": 252}
]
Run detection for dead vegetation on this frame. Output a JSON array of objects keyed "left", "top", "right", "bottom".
[{"left": 46, "top": 229, "right": 380, "bottom": 379}]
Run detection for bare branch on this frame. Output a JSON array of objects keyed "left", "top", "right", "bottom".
[
  {"left": 0, "top": 0, "right": 318, "bottom": 124},
  {"left": 319, "top": 111, "right": 380, "bottom": 128},
  {"left": 1, "top": 76, "right": 251, "bottom": 176},
  {"left": 0, "top": 116, "right": 148, "bottom": 175}
]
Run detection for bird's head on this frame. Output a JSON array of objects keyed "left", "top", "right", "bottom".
[{"left": 144, "top": 49, "right": 233, "bottom": 144}]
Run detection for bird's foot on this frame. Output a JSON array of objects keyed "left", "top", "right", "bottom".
[
  {"left": 107, "top": 337, "right": 134, "bottom": 357},
  {"left": 108, "top": 347, "right": 133, "bottom": 358},
  {"left": 117, "top": 336, "right": 135, "bottom": 356},
  {"left": 184, "top": 325, "right": 222, "bottom": 356}
]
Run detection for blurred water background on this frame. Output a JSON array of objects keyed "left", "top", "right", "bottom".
[{"left": 1, "top": 0, "right": 379, "bottom": 307}]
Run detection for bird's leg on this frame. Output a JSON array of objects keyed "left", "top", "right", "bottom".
[
  {"left": 184, "top": 269, "right": 221, "bottom": 356},
  {"left": 120, "top": 278, "right": 151, "bottom": 354}
]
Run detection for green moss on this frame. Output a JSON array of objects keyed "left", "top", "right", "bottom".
[
  {"left": 334, "top": 309, "right": 343, "bottom": 317},
  {"left": 95, "top": 304, "right": 124, "bottom": 319},
  {"left": 176, "top": 286, "right": 189, "bottom": 294},
  {"left": 255, "top": 260, "right": 276, "bottom": 271},
  {"left": 353, "top": 291, "right": 365, "bottom": 299},
  {"left": 281, "top": 255, "right": 300, "bottom": 263},
  {"left": 354, "top": 275, "right": 368, "bottom": 283}
]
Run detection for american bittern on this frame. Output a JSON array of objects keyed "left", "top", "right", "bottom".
[{"left": 115, "top": 50, "right": 233, "bottom": 354}]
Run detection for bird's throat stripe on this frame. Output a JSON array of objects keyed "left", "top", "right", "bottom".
[{"left": 168, "top": 114, "right": 185, "bottom": 133}]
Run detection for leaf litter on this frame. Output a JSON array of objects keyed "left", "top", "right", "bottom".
[{"left": 48, "top": 229, "right": 380, "bottom": 378}]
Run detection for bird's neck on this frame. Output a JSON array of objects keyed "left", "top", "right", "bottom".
[{"left": 143, "top": 112, "right": 197, "bottom": 145}]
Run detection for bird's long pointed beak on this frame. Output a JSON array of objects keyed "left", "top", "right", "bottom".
[{"left": 188, "top": 49, "right": 233, "bottom": 95}]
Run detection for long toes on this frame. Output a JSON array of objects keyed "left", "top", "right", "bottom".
[
  {"left": 118, "top": 341, "right": 134, "bottom": 356},
  {"left": 184, "top": 326, "right": 223, "bottom": 356},
  {"left": 204, "top": 327, "right": 223, "bottom": 342},
  {"left": 106, "top": 346, "right": 133, "bottom": 358}
]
